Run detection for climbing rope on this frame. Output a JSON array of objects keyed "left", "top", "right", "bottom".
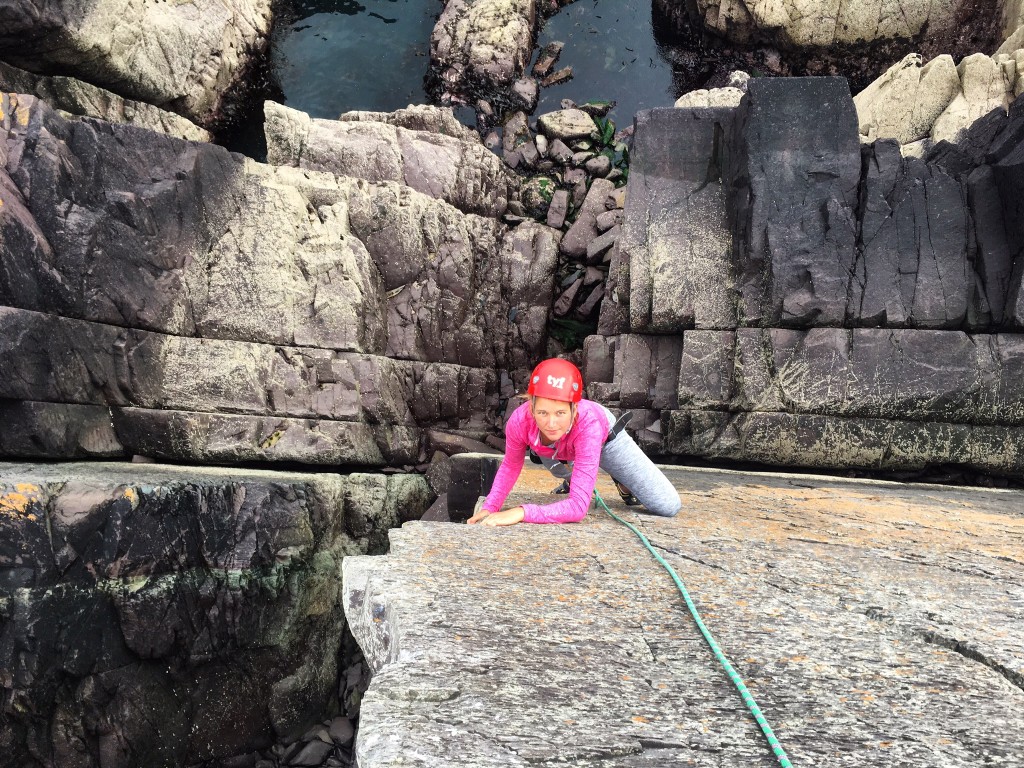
[{"left": 593, "top": 489, "right": 793, "bottom": 768}]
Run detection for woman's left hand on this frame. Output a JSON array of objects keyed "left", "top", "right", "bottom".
[{"left": 479, "top": 507, "right": 525, "bottom": 526}]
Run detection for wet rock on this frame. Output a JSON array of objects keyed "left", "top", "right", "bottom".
[
  {"left": 540, "top": 66, "right": 574, "bottom": 87},
  {"left": 430, "top": 0, "right": 538, "bottom": 102},
  {"left": 577, "top": 100, "right": 616, "bottom": 118},
  {"left": 537, "top": 108, "right": 598, "bottom": 141},
  {"left": 0, "top": 0, "right": 272, "bottom": 125},
  {"left": 511, "top": 77, "right": 539, "bottom": 111},
  {"left": 532, "top": 40, "right": 564, "bottom": 77},
  {"left": 0, "top": 61, "right": 210, "bottom": 142},
  {"left": 264, "top": 101, "right": 515, "bottom": 218},
  {"left": 502, "top": 110, "right": 531, "bottom": 153},
  {"left": 0, "top": 401, "right": 124, "bottom": 460}
]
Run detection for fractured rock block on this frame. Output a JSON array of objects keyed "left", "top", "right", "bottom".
[
  {"left": 264, "top": 101, "right": 516, "bottom": 218},
  {"left": 623, "top": 107, "right": 737, "bottom": 332},
  {"left": 732, "top": 77, "right": 860, "bottom": 326}
]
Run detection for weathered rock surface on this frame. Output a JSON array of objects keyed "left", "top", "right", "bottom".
[
  {"left": 657, "top": 0, "right": 1004, "bottom": 53},
  {"left": 264, "top": 101, "right": 517, "bottom": 218},
  {"left": 856, "top": 49, "right": 1023, "bottom": 147},
  {"left": 0, "top": 0, "right": 273, "bottom": 125},
  {"left": 0, "top": 306, "right": 496, "bottom": 461},
  {"left": 588, "top": 76, "right": 1024, "bottom": 474},
  {"left": 345, "top": 465, "right": 1024, "bottom": 767},
  {"left": 430, "top": 0, "right": 538, "bottom": 103},
  {"left": 618, "top": 107, "right": 736, "bottom": 333},
  {"left": 0, "top": 62, "right": 210, "bottom": 142},
  {"left": 0, "top": 93, "right": 560, "bottom": 464},
  {"left": 0, "top": 461, "right": 430, "bottom": 768}
]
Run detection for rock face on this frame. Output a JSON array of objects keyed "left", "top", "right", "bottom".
[
  {"left": 0, "top": 461, "right": 430, "bottom": 768},
  {"left": 264, "top": 101, "right": 518, "bottom": 218},
  {"left": 0, "top": 0, "right": 273, "bottom": 126},
  {"left": 0, "top": 93, "right": 559, "bottom": 464},
  {"left": 855, "top": 49, "right": 1023, "bottom": 147},
  {"left": 0, "top": 62, "right": 210, "bottom": 142},
  {"left": 345, "top": 465, "right": 1024, "bottom": 767},
  {"left": 657, "top": 0, "right": 1004, "bottom": 54},
  {"left": 587, "top": 77, "right": 1024, "bottom": 475}
]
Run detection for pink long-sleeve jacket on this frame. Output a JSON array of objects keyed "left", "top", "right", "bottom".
[{"left": 481, "top": 399, "right": 610, "bottom": 523}]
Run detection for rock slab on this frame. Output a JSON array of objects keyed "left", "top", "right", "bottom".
[{"left": 345, "top": 465, "right": 1024, "bottom": 767}]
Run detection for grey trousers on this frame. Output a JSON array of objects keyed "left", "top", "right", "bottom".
[{"left": 534, "top": 409, "right": 681, "bottom": 517}]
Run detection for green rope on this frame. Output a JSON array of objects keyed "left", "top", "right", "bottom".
[{"left": 594, "top": 490, "right": 793, "bottom": 768}]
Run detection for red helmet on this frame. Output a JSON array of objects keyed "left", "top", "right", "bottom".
[{"left": 527, "top": 358, "right": 583, "bottom": 402}]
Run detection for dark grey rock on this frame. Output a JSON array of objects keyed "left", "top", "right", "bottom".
[
  {"left": 585, "top": 224, "right": 620, "bottom": 264},
  {"left": 583, "top": 154, "right": 612, "bottom": 177},
  {"left": 732, "top": 77, "right": 860, "bottom": 326},
  {"left": 560, "top": 178, "right": 615, "bottom": 258},
  {"left": 621, "top": 107, "right": 737, "bottom": 332},
  {"left": 0, "top": 462, "right": 423, "bottom": 767}
]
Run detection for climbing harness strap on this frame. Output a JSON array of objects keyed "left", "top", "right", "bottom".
[
  {"left": 604, "top": 411, "right": 632, "bottom": 443},
  {"left": 594, "top": 490, "right": 793, "bottom": 768}
]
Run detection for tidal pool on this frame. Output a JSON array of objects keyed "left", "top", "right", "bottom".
[
  {"left": 273, "top": 0, "right": 439, "bottom": 119},
  {"left": 272, "top": 0, "right": 694, "bottom": 127}
]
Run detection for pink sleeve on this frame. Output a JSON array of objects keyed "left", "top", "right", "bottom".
[
  {"left": 520, "top": 414, "right": 604, "bottom": 524},
  {"left": 480, "top": 405, "right": 530, "bottom": 514}
]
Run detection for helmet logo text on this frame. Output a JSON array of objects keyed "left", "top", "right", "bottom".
[{"left": 547, "top": 375, "right": 566, "bottom": 389}]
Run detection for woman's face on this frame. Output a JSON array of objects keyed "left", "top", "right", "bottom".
[{"left": 531, "top": 396, "right": 574, "bottom": 442}]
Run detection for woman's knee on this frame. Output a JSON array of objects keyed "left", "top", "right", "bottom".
[{"left": 650, "top": 495, "right": 682, "bottom": 518}]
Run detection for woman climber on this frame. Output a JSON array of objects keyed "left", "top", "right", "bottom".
[{"left": 468, "top": 358, "right": 682, "bottom": 526}]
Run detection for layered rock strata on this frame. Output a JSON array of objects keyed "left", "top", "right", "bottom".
[
  {"left": 587, "top": 77, "right": 1024, "bottom": 475},
  {"left": 0, "top": 0, "right": 273, "bottom": 126},
  {"left": 0, "top": 62, "right": 210, "bottom": 142},
  {"left": 264, "top": 101, "right": 518, "bottom": 218},
  {"left": 0, "top": 93, "right": 560, "bottom": 463},
  {"left": 345, "top": 465, "right": 1024, "bottom": 767},
  {"left": 0, "top": 461, "right": 430, "bottom": 768}
]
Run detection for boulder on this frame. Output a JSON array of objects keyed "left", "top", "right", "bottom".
[
  {"left": 932, "top": 53, "right": 1015, "bottom": 144},
  {"left": 656, "top": 0, "right": 1003, "bottom": 53},
  {"left": 536, "top": 108, "right": 598, "bottom": 141},
  {"left": 674, "top": 86, "right": 745, "bottom": 108},
  {"left": 0, "top": 0, "right": 273, "bottom": 125},
  {"left": 337, "top": 104, "right": 479, "bottom": 141},
  {"left": 0, "top": 61, "right": 210, "bottom": 141},
  {"left": 430, "top": 0, "right": 538, "bottom": 102},
  {"left": 0, "top": 462, "right": 430, "bottom": 767},
  {"left": 854, "top": 53, "right": 961, "bottom": 144},
  {"left": 264, "top": 101, "right": 516, "bottom": 218}
]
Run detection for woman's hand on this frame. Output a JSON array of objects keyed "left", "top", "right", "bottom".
[
  {"left": 467, "top": 508, "right": 491, "bottom": 524},
  {"left": 479, "top": 507, "right": 525, "bottom": 526}
]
